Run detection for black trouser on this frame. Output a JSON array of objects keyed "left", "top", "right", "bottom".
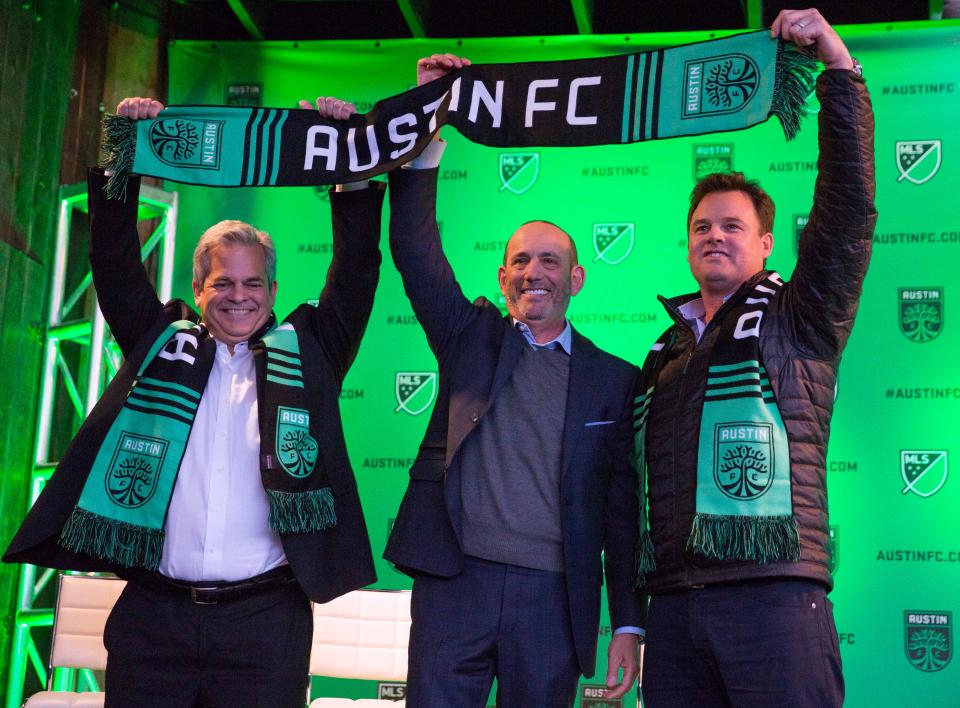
[{"left": 104, "top": 574, "right": 312, "bottom": 708}]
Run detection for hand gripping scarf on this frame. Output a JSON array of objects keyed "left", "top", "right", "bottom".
[
  {"left": 633, "top": 273, "right": 800, "bottom": 585},
  {"left": 100, "top": 30, "right": 816, "bottom": 198},
  {"left": 60, "top": 320, "right": 335, "bottom": 569}
]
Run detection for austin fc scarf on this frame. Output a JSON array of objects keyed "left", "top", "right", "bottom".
[
  {"left": 633, "top": 273, "right": 799, "bottom": 585},
  {"left": 60, "top": 320, "right": 335, "bottom": 570},
  {"left": 100, "top": 31, "right": 817, "bottom": 198}
]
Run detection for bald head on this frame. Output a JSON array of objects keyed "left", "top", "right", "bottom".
[{"left": 504, "top": 220, "right": 578, "bottom": 267}]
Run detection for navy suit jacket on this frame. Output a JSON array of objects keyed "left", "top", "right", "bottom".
[{"left": 383, "top": 167, "right": 644, "bottom": 676}]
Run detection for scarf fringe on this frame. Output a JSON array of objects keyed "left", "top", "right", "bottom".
[
  {"left": 771, "top": 41, "right": 819, "bottom": 141},
  {"left": 100, "top": 114, "right": 137, "bottom": 200},
  {"left": 268, "top": 487, "right": 337, "bottom": 534},
  {"left": 60, "top": 507, "right": 163, "bottom": 569},
  {"left": 688, "top": 513, "right": 800, "bottom": 563},
  {"left": 634, "top": 530, "right": 656, "bottom": 589}
]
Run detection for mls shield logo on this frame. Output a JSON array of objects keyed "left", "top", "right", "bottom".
[
  {"left": 498, "top": 153, "right": 540, "bottom": 194},
  {"left": 395, "top": 372, "right": 438, "bottom": 416},
  {"left": 896, "top": 140, "right": 942, "bottom": 185},
  {"left": 682, "top": 54, "right": 760, "bottom": 118},
  {"left": 693, "top": 144, "right": 734, "bottom": 181},
  {"left": 900, "top": 450, "right": 948, "bottom": 498},
  {"left": 904, "top": 611, "right": 952, "bottom": 672},
  {"left": 827, "top": 525, "right": 839, "bottom": 575},
  {"left": 105, "top": 432, "right": 167, "bottom": 508},
  {"left": 792, "top": 213, "right": 809, "bottom": 256},
  {"left": 377, "top": 682, "right": 406, "bottom": 701},
  {"left": 592, "top": 223, "right": 635, "bottom": 265},
  {"left": 714, "top": 423, "right": 774, "bottom": 500},
  {"left": 899, "top": 288, "right": 944, "bottom": 342},
  {"left": 149, "top": 118, "right": 224, "bottom": 170},
  {"left": 276, "top": 406, "right": 318, "bottom": 478}
]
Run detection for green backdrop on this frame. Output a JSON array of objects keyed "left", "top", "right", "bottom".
[{"left": 167, "top": 20, "right": 959, "bottom": 707}]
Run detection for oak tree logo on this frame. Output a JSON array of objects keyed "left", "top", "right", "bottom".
[
  {"left": 900, "top": 451, "right": 948, "bottom": 498},
  {"left": 592, "top": 223, "right": 635, "bottom": 265},
  {"left": 904, "top": 611, "right": 952, "bottom": 672},
  {"left": 693, "top": 144, "right": 734, "bottom": 181},
  {"left": 896, "top": 140, "right": 942, "bottom": 185},
  {"left": 105, "top": 432, "right": 167, "bottom": 508},
  {"left": 683, "top": 54, "right": 760, "bottom": 118},
  {"left": 395, "top": 372, "right": 438, "bottom": 416},
  {"left": 276, "top": 407, "right": 318, "bottom": 478},
  {"left": 899, "top": 288, "right": 944, "bottom": 343},
  {"left": 498, "top": 153, "right": 540, "bottom": 194},
  {"left": 149, "top": 118, "right": 224, "bottom": 170},
  {"left": 714, "top": 423, "right": 774, "bottom": 500}
]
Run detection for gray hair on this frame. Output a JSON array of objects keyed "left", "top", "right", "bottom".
[{"left": 192, "top": 220, "right": 277, "bottom": 285}]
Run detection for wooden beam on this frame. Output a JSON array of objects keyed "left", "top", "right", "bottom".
[
  {"left": 570, "top": 0, "right": 594, "bottom": 35},
  {"left": 744, "top": 0, "right": 763, "bottom": 29},
  {"left": 226, "top": 0, "right": 265, "bottom": 40},
  {"left": 396, "top": 0, "right": 429, "bottom": 38}
]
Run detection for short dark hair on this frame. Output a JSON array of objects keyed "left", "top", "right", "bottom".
[
  {"left": 504, "top": 220, "right": 579, "bottom": 265},
  {"left": 687, "top": 172, "right": 775, "bottom": 235}
]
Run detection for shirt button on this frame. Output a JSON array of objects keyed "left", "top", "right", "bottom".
[{"left": 470, "top": 413, "right": 479, "bottom": 423}]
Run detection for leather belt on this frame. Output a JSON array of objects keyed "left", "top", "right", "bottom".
[{"left": 138, "top": 564, "right": 297, "bottom": 605}]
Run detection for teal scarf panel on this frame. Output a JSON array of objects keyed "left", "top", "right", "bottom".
[
  {"left": 688, "top": 274, "right": 799, "bottom": 562},
  {"left": 100, "top": 31, "right": 817, "bottom": 197},
  {"left": 61, "top": 321, "right": 210, "bottom": 569}
]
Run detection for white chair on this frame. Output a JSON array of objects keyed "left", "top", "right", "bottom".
[
  {"left": 25, "top": 574, "right": 126, "bottom": 708},
  {"left": 309, "top": 588, "right": 411, "bottom": 707}
]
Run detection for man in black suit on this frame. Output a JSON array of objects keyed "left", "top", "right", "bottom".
[
  {"left": 381, "top": 56, "right": 645, "bottom": 707},
  {"left": 4, "top": 97, "right": 382, "bottom": 707}
]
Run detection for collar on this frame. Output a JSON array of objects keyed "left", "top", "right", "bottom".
[{"left": 512, "top": 319, "right": 572, "bottom": 354}]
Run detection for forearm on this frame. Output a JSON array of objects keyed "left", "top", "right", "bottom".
[{"left": 88, "top": 170, "right": 164, "bottom": 356}]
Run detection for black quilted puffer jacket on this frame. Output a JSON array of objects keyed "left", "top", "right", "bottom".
[{"left": 641, "top": 69, "right": 877, "bottom": 595}]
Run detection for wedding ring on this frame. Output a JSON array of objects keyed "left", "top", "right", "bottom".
[{"left": 795, "top": 21, "right": 806, "bottom": 29}]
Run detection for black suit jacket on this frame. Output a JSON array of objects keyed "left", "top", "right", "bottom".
[
  {"left": 3, "top": 171, "right": 384, "bottom": 604},
  {"left": 383, "top": 167, "right": 644, "bottom": 676}
]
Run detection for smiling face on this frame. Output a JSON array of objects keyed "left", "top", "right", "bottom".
[
  {"left": 687, "top": 190, "right": 773, "bottom": 298},
  {"left": 498, "top": 221, "right": 584, "bottom": 342},
  {"left": 192, "top": 243, "right": 277, "bottom": 350}
]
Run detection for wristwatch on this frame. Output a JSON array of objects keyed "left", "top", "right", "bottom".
[{"left": 850, "top": 56, "right": 863, "bottom": 78}]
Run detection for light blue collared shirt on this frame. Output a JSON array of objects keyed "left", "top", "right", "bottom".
[{"left": 512, "top": 319, "right": 572, "bottom": 354}]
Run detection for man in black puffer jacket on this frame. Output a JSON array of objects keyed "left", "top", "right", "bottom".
[{"left": 636, "top": 9, "right": 876, "bottom": 708}]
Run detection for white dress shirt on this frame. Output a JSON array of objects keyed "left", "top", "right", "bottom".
[{"left": 158, "top": 339, "right": 287, "bottom": 582}]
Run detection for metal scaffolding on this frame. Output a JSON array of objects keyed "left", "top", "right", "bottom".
[{"left": 5, "top": 181, "right": 178, "bottom": 708}]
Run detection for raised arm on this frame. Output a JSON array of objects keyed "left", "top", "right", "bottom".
[
  {"left": 386, "top": 53, "right": 482, "bottom": 357},
  {"left": 88, "top": 97, "right": 168, "bottom": 356},
  {"left": 773, "top": 10, "right": 877, "bottom": 356}
]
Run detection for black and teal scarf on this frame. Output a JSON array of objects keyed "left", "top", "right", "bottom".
[
  {"left": 100, "top": 31, "right": 816, "bottom": 197},
  {"left": 60, "top": 319, "right": 335, "bottom": 570},
  {"left": 634, "top": 273, "right": 800, "bottom": 583}
]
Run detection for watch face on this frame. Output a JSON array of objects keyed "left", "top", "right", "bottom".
[{"left": 851, "top": 57, "right": 863, "bottom": 77}]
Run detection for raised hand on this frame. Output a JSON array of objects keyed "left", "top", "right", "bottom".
[
  {"left": 771, "top": 8, "right": 853, "bottom": 71},
  {"left": 116, "top": 97, "right": 164, "bottom": 120},
  {"left": 416, "top": 53, "right": 471, "bottom": 86}
]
